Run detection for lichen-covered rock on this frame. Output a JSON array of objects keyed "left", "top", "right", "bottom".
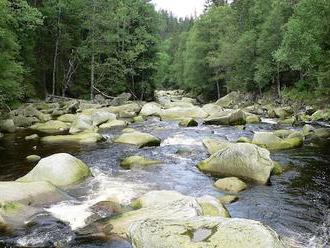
[
  {"left": 41, "top": 132, "right": 103, "bottom": 144},
  {"left": 69, "top": 114, "right": 93, "bottom": 134},
  {"left": 139, "top": 102, "right": 161, "bottom": 116},
  {"left": 120, "top": 155, "right": 161, "bottom": 169},
  {"left": 179, "top": 118, "right": 198, "bottom": 127},
  {"left": 214, "top": 177, "right": 247, "bottom": 193},
  {"left": 99, "top": 120, "right": 128, "bottom": 129},
  {"left": 198, "top": 143, "right": 274, "bottom": 184},
  {"left": 160, "top": 107, "right": 208, "bottom": 121},
  {"left": 57, "top": 114, "right": 76, "bottom": 123},
  {"left": 202, "top": 138, "right": 231, "bottom": 155},
  {"left": 114, "top": 132, "right": 161, "bottom": 148},
  {"left": 215, "top": 91, "right": 240, "bottom": 108},
  {"left": 196, "top": 195, "right": 230, "bottom": 217},
  {"left": 129, "top": 217, "right": 286, "bottom": 248},
  {"left": 252, "top": 131, "right": 304, "bottom": 150},
  {"left": 0, "top": 119, "right": 16, "bottom": 133},
  {"left": 30, "top": 120, "right": 70, "bottom": 133},
  {"left": 204, "top": 109, "right": 246, "bottom": 126},
  {"left": 17, "top": 153, "right": 92, "bottom": 187}
]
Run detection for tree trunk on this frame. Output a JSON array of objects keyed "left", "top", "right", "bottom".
[
  {"left": 277, "top": 63, "right": 281, "bottom": 98},
  {"left": 52, "top": 5, "right": 61, "bottom": 96},
  {"left": 216, "top": 81, "right": 221, "bottom": 99},
  {"left": 90, "top": 0, "right": 96, "bottom": 101}
]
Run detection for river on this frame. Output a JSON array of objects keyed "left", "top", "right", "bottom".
[{"left": 0, "top": 118, "right": 329, "bottom": 247}]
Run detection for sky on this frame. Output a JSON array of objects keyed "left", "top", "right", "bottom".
[{"left": 151, "top": 0, "right": 206, "bottom": 18}]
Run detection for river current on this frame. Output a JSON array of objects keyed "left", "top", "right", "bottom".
[{"left": 0, "top": 118, "right": 329, "bottom": 247}]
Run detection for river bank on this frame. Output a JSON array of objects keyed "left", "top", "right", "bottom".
[{"left": 0, "top": 91, "right": 329, "bottom": 247}]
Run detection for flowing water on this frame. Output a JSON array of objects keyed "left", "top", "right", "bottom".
[{"left": 0, "top": 118, "right": 329, "bottom": 247}]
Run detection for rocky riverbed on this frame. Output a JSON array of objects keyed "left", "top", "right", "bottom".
[{"left": 0, "top": 91, "right": 329, "bottom": 247}]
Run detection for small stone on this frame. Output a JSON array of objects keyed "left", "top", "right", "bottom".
[
  {"left": 25, "top": 134, "right": 39, "bottom": 141},
  {"left": 179, "top": 118, "right": 198, "bottom": 127},
  {"left": 218, "top": 195, "right": 239, "bottom": 205},
  {"left": 26, "top": 155, "right": 41, "bottom": 163},
  {"left": 214, "top": 177, "right": 247, "bottom": 193}
]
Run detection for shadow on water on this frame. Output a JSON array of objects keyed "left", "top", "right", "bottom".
[{"left": 0, "top": 120, "right": 329, "bottom": 247}]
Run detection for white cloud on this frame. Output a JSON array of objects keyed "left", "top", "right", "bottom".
[{"left": 151, "top": 0, "right": 206, "bottom": 18}]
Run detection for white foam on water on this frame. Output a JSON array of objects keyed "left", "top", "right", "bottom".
[
  {"left": 161, "top": 134, "right": 202, "bottom": 146},
  {"left": 46, "top": 168, "right": 150, "bottom": 230}
]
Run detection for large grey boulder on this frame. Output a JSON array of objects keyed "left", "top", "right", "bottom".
[
  {"left": 0, "top": 119, "right": 16, "bottom": 133},
  {"left": 204, "top": 109, "right": 246, "bottom": 126},
  {"left": 160, "top": 107, "right": 208, "bottom": 121},
  {"left": 202, "top": 138, "right": 231, "bottom": 155},
  {"left": 69, "top": 114, "right": 93, "bottom": 134},
  {"left": 91, "top": 109, "right": 116, "bottom": 126},
  {"left": 30, "top": 120, "right": 70, "bottom": 133},
  {"left": 57, "top": 114, "right": 76, "bottom": 123},
  {"left": 215, "top": 91, "right": 240, "bottom": 108},
  {"left": 13, "top": 115, "right": 39, "bottom": 127},
  {"left": 202, "top": 103, "right": 224, "bottom": 116},
  {"left": 114, "top": 131, "right": 161, "bottom": 148},
  {"left": 139, "top": 102, "right": 161, "bottom": 116},
  {"left": 129, "top": 217, "right": 286, "bottom": 248},
  {"left": 110, "top": 191, "right": 228, "bottom": 237},
  {"left": 17, "top": 153, "right": 92, "bottom": 187},
  {"left": 107, "top": 103, "right": 141, "bottom": 115},
  {"left": 198, "top": 143, "right": 274, "bottom": 184},
  {"left": 41, "top": 131, "right": 103, "bottom": 144},
  {"left": 274, "top": 107, "right": 294, "bottom": 119}
]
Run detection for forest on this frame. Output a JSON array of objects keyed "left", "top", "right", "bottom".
[{"left": 0, "top": 0, "right": 329, "bottom": 108}]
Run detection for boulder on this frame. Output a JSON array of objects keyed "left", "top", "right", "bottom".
[
  {"left": 30, "top": 120, "right": 70, "bottom": 133},
  {"left": 57, "top": 114, "right": 76, "bottom": 123},
  {"left": 99, "top": 120, "right": 128, "bottom": 129},
  {"left": 236, "top": 137, "right": 252, "bottom": 143},
  {"left": 79, "top": 103, "right": 102, "bottom": 111},
  {"left": 198, "top": 143, "right": 274, "bottom": 184},
  {"left": 215, "top": 91, "right": 240, "bottom": 108},
  {"left": 0, "top": 119, "right": 16, "bottom": 133},
  {"left": 110, "top": 93, "right": 132, "bottom": 106},
  {"left": 214, "top": 177, "right": 247, "bottom": 193},
  {"left": 17, "top": 153, "right": 92, "bottom": 187},
  {"left": 25, "top": 134, "right": 39, "bottom": 141},
  {"left": 252, "top": 131, "right": 304, "bottom": 150},
  {"left": 202, "top": 138, "right": 231, "bottom": 155},
  {"left": 160, "top": 107, "right": 208, "bottom": 121},
  {"left": 26, "top": 155, "right": 41, "bottom": 163},
  {"left": 110, "top": 190, "right": 228, "bottom": 236},
  {"left": 133, "top": 116, "right": 144, "bottom": 123},
  {"left": 204, "top": 109, "right": 246, "bottom": 126},
  {"left": 41, "top": 132, "right": 103, "bottom": 144},
  {"left": 303, "top": 124, "right": 315, "bottom": 136},
  {"left": 69, "top": 114, "right": 93, "bottom": 134},
  {"left": 164, "top": 101, "right": 194, "bottom": 109},
  {"left": 107, "top": 103, "right": 141, "bottom": 115},
  {"left": 179, "top": 118, "right": 198, "bottom": 127},
  {"left": 13, "top": 116, "right": 39, "bottom": 127},
  {"left": 196, "top": 195, "right": 230, "bottom": 217},
  {"left": 129, "top": 217, "right": 286, "bottom": 248},
  {"left": 218, "top": 195, "right": 239, "bottom": 205},
  {"left": 202, "top": 103, "right": 224, "bottom": 116},
  {"left": 273, "top": 129, "right": 294, "bottom": 138},
  {"left": 246, "top": 114, "right": 261, "bottom": 124},
  {"left": 91, "top": 109, "right": 116, "bottom": 126},
  {"left": 120, "top": 155, "right": 161, "bottom": 169},
  {"left": 15, "top": 105, "right": 51, "bottom": 122},
  {"left": 278, "top": 117, "right": 295, "bottom": 125},
  {"left": 114, "top": 132, "right": 161, "bottom": 148},
  {"left": 311, "top": 109, "right": 330, "bottom": 121},
  {"left": 274, "top": 107, "right": 294, "bottom": 119},
  {"left": 139, "top": 102, "right": 161, "bottom": 116},
  {"left": 313, "top": 128, "right": 330, "bottom": 139}
]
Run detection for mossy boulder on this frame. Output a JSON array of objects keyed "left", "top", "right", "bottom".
[
  {"left": 274, "top": 107, "right": 294, "bottom": 119},
  {"left": 129, "top": 217, "right": 286, "bottom": 248},
  {"left": 252, "top": 131, "right": 304, "bottom": 150},
  {"left": 204, "top": 109, "right": 246, "bottom": 126},
  {"left": 272, "top": 162, "right": 284, "bottom": 176},
  {"left": 57, "top": 114, "right": 76, "bottom": 123},
  {"left": 139, "top": 102, "right": 161, "bottom": 116},
  {"left": 13, "top": 116, "right": 39, "bottom": 127},
  {"left": 120, "top": 155, "right": 161, "bottom": 169},
  {"left": 313, "top": 128, "right": 330, "bottom": 139},
  {"left": 197, "top": 195, "right": 230, "bottom": 217},
  {"left": 160, "top": 107, "right": 208, "bottom": 121},
  {"left": 179, "top": 118, "right": 198, "bottom": 127},
  {"left": 41, "top": 132, "right": 103, "bottom": 144},
  {"left": 198, "top": 143, "right": 274, "bottom": 184},
  {"left": 303, "top": 124, "right": 315, "bottom": 136},
  {"left": 278, "top": 117, "right": 295, "bottom": 125},
  {"left": 17, "top": 153, "right": 92, "bottom": 187},
  {"left": 214, "top": 177, "right": 247, "bottom": 193},
  {"left": 311, "top": 109, "right": 330, "bottom": 121},
  {"left": 30, "top": 120, "right": 70, "bottom": 133},
  {"left": 0, "top": 119, "right": 16, "bottom": 133},
  {"left": 202, "top": 138, "right": 231, "bottom": 155},
  {"left": 114, "top": 132, "right": 161, "bottom": 148},
  {"left": 246, "top": 114, "right": 261, "bottom": 124},
  {"left": 99, "top": 120, "right": 128, "bottom": 129}
]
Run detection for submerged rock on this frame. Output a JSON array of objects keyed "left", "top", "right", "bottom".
[
  {"left": 252, "top": 131, "right": 304, "bottom": 150},
  {"left": 198, "top": 143, "right": 274, "bottom": 184},
  {"left": 41, "top": 131, "right": 103, "bottom": 144},
  {"left": 120, "top": 155, "right": 161, "bottom": 169},
  {"left": 17, "top": 153, "right": 92, "bottom": 187},
  {"left": 214, "top": 177, "right": 247, "bottom": 193},
  {"left": 0, "top": 119, "right": 16, "bottom": 133},
  {"left": 179, "top": 118, "right": 198, "bottom": 127},
  {"left": 30, "top": 120, "right": 70, "bottom": 133},
  {"left": 26, "top": 155, "right": 41, "bottom": 163},
  {"left": 114, "top": 132, "right": 161, "bottom": 148},
  {"left": 129, "top": 217, "right": 286, "bottom": 248}
]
